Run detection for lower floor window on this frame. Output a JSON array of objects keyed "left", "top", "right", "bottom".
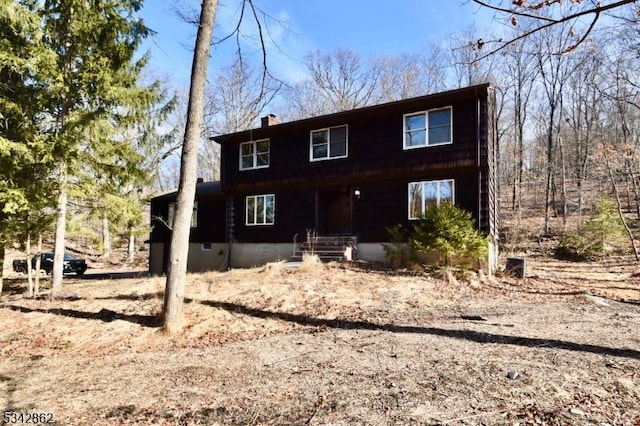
[
  {"left": 408, "top": 179, "right": 454, "bottom": 219},
  {"left": 168, "top": 201, "right": 198, "bottom": 228},
  {"left": 246, "top": 194, "right": 275, "bottom": 225}
]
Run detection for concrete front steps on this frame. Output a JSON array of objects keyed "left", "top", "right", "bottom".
[{"left": 291, "top": 235, "right": 358, "bottom": 262}]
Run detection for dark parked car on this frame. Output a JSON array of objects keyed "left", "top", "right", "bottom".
[{"left": 12, "top": 252, "right": 87, "bottom": 276}]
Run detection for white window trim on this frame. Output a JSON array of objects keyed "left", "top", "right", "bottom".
[
  {"left": 403, "top": 106, "right": 453, "bottom": 150},
  {"left": 309, "top": 125, "right": 348, "bottom": 162},
  {"left": 239, "top": 139, "right": 270, "bottom": 171},
  {"left": 407, "top": 179, "right": 455, "bottom": 220},
  {"left": 245, "top": 194, "right": 275, "bottom": 226}
]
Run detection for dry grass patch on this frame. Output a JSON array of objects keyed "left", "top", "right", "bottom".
[{"left": 1, "top": 259, "right": 639, "bottom": 425}]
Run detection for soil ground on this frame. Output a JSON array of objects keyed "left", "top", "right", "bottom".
[{"left": 1, "top": 251, "right": 639, "bottom": 425}]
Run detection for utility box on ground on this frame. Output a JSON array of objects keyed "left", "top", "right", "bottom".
[{"left": 506, "top": 257, "right": 526, "bottom": 278}]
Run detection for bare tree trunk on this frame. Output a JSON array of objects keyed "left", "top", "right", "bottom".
[
  {"left": 626, "top": 162, "right": 640, "bottom": 218},
  {"left": 163, "top": 0, "right": 218, "bottom": 333},
  {"left": 51, "top": 3, "right": 74, "bottom": 299},
  {"left": 127, "top": 230, "right": 135, "bottom": 263},
  {"left": 102, "top": 215, "right": 111, "bottom": 258},
  {"left": 0, "top": 246, "right": 4, "bottom": 297},
  {"left": 577, "top": 141, "right": 589, "bottom": 229},
  {"left": 34, "top": 234, "right": 42, "bottom": 296},
  {"left": 544, "top": 117, "right": 555, "bottom": 235},
  {"left": 51, "top": 167, "right": 67, "bottom": 299},
  {"left": 26, "top": 234, "right": 33, "bottom": 297},
  {"left": 605, "top": 152, "right": 640, "bottom": 260},
  {"left": 558, "top": 135, "right": 568, "bottom": 230}
]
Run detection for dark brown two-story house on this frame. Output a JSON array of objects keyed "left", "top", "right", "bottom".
[{"left": 148, "top": 83, "right": 499, "bottom": 274}]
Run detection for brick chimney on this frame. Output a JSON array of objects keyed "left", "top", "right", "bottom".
[{"left": 261, "top": 114, "right": 279, "bottom": 128}]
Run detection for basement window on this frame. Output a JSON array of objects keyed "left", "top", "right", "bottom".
[{"left": 408, "top": 179, "right": 454, "bottom": 219}]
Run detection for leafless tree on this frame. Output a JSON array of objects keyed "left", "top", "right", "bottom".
[
  {"left": 470, "top": 0, "right": 639, "bottom": 58},
  {"left": 163, "top": 0, "right": 218, "bottom": 333},
  {"left": 304, "top": 48, "right": 381, "bottom": 112},
  {"left": 444, "top": 25, "right": 497, "bottom": 89},
  {"left": 500, "top": 29, "right": 540, "bottom": 222},
  {"left": 530, "top": 22, "right": 585, "bottom": 234},
  {"left": 374, "top": 51, "right": 446, "bottom": 102},
  {"left": 163, "top": 0, "right": 277, "bottom": 332},
  {"left": 197, "top": 60, "right": 281, "bottom": 181},
  {"left": 205, "top": 60, "right": 282, "bottom": 134},
  {"left": 564, "top": 47, "right": 604, "bottom": 221},
  {"left": 280, "top": 79, "right": 333, "bottom": 120}
]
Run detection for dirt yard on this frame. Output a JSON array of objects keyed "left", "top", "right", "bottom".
[{"left": 0, "top": 254, "right": 639, "bottom": 425}]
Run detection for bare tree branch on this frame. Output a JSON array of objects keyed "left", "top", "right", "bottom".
[{"left": 470, "top": 0, "right": 638, "bottom": 61}]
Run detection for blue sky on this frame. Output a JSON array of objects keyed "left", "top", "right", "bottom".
[{"left": 139, "top": 1, "right": 497, "bottom": 90}]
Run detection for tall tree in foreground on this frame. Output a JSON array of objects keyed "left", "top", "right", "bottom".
[
  {"left": 0, "top": 0, "right": 56, "bottom": 296},
  {"left": 162, "top": 0, "right": 218, "bottom": 333},
  {"left": 43, "top": 0, "right": 153, "bottom": 298}
]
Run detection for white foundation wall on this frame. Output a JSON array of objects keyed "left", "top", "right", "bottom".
[
  {"left": 187, "top": 243, "right": 229, "bottom": 272},
  {"left": 149, "top": 242, "right": 229, "bottom": 275},
  {"left": 151, "top": 241, "right": 498, "bottom": 273},
  {"left": 229, "top": 243, "right": 293, "bottom": 268},
  {"left": 229, "top": 243, "right": 389, "bottom": 267},
  {"left": 356, "top": 243, "right": 388, "bottom": 263}
]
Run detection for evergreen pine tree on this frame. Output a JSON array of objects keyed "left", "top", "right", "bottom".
[{"left": 38, "top": 0, "right": 155, "bottom": 297}]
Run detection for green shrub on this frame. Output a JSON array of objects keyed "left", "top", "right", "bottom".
[
  {"left": 556, "top": 196, "right": 626, "bottom": 261},
  {"left": 408, "top": 202, "right": 488, "bottom": 269},
  {"left": 383, "top": 202, "right": 488, "bottom": 270},
  {"left": 556, "top": 233, "right": 594, "bottom": 261},
  {"left": 382, "top": 224, "right": 414, "bottom": 268}
]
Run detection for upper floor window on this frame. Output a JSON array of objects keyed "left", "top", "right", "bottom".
[
  {"left": 246, "top": 194, "right": 275, "bottom": 226},
  {"left": 310, "top": 125, "right": 348, "bottom": 161},
  {"left": 408, "top": 179, "right": 454, "bottom": 219},
  {"left": 240, "top": 139, "right": 270, "bottom": 170},
  {"left": 403, "top": 107, "right": 452, "bottom": 149}
]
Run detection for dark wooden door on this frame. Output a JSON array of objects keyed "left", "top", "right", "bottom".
[{"left": 326, "top": 192, "right": 352, "bottom": 234}]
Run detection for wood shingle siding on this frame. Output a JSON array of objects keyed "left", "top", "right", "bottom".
[{"left": 149, "top": 83, "right": 499, "bottom": 272}]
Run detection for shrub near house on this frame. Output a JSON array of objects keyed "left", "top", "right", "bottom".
[
  {"left": 383, "top": 202, "right": 488, "bottom": 270},
  {"left": 557, "top": 196, "right": 627, "bottom": 261}
]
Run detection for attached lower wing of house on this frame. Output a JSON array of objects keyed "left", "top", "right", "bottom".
[{"left": 148, "top": 83, "right": 499, "bottom": 274}]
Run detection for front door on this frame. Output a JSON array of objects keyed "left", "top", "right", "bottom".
[{"left": 326, "top": 191, "right": 352, "bottom": 234}]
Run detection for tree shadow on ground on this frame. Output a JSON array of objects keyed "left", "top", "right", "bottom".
[
  {"left": 78, "top": 271, "right": 149, "bottom": 281},
  {"left": 2, "top": 305, "right": 161, "bottom": 327},
  {"left": 91, "top": 293, "right": 195, "bottom": 304},
  {"left": 201, "top": 300, "right": 640, "bottom": 361},
  {"left": 92, "top": 292, "right": 164, "bottom": 301},
  {"left": 0, "top": 279, "right": 31, "bottom": 296},
  {"left": 483, "top": 281, "right": 585, "bottom": 296}
]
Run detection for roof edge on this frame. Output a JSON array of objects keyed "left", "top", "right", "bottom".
[{"left": 212, "top": 82, "right": 492, "bottom": 143}]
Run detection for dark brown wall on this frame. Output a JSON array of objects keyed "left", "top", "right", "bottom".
[
  {"left": 149, "top": 196, "right": 226, "bottom": 244},
  {"left": 218, "top": 85, "right": 493, "bottom": 244},
  {"left": 221, "top": 95, "right": 483, "bottom": 193},
  {"left": 151, "top": 84, "right": 497, "bottom": 247},
  {"left": 229, "top": 172, "right": 481, "bottom": 244}
]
